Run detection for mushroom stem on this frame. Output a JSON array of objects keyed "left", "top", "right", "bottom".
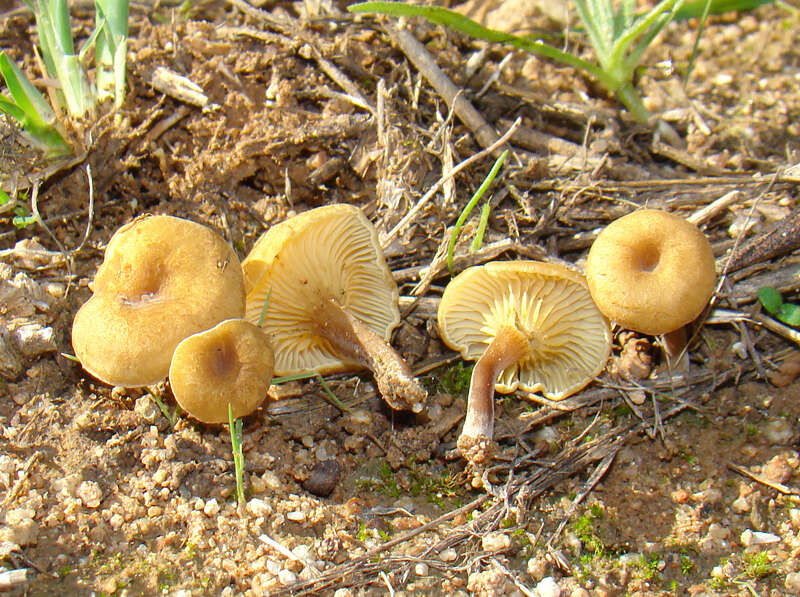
[
  {"left": 457, "top": 326, "right": 530, "bottom": 464},
  {"left": 661, "top": 327, "right": 689, "bottom": 371},
  {"left": 311, "top": 298, "right": 427, "bottom": 413}
]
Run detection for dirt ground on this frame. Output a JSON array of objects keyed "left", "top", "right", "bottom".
[{"left": 2, "top": 1, "right": 800, "bottom": 595}]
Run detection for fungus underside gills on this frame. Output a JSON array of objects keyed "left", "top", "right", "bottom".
[
  {"left": 311, "top": 298, "right": 427, "bottom": 413},
  {"left": 460, "top": 326, "right": 530, "bottom": 447}
]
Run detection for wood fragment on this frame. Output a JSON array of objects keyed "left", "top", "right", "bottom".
[
  {"left": 723, "top": 209, "right": 800, "bottom": 273},
  {"left": 728, "top": 462, "right": 800, "bottom": 495},
  {"left": 686, "top": 190, "right": 744, "bottom": 226},
  {"left": 387, "top": 25, "right": 500, "bottom": 150}
]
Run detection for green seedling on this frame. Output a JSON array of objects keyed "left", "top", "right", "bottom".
[
  {"left": 349, "top": 1, "right": 684, "bottom": 122},
  {"left": 758, "top": 286, "right": 800, "bottom": 327},
  {"left": 0, "top": 52, "right": 70, "bottom": 155},
  {"left": 0, "top": 0, "right": 129, "bottom": 155},
  {"left": 446, "top": 149, "right": 508, "bottom": 274},
  {"left": 350, "top": 1, "right": 774, "bottom": 123},
  {"left": 740, "top": 550, "right": 774, "bottom": 580},
  {"left": 146, "top": 389, "right": 179, "bottom": 428},
  {"left": 0, "top": 189, "right": 38, "bottom": 228},
  {"left": 228, "top": 403, "right": 246, "bottom": 507}
]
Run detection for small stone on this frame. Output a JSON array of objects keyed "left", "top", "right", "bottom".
[
  {"left": 527, "top": 557, "right": 547, "bottom": 581},
  {"left": 247, "top": 498, "right": 271, "bottom": 518},
  {"left": 77, "top": 481, "right": 103, "bottom": 508},
  {"left": 286, "top": 511, "right": 306, "bottom": 522},
  {"left": 731, "top": 496, "right": 750, "bottom": 513},
  {"left": 414, "top": 563, "right": 429, "bottom": 576},
  {"left": 333, "top": 589, "right": 354, "bottom": 597},
  {"left": 302, "top": 459, "right": 341, "bottom": 498},
  {"left": 789, "top": 509, "right": 800, "bottom": 530},
  {"left": 618, "top": 553, "right": 641, "bottom": 566},
  {"left": 147, "top": 506, "right": 163, "bottom": 517},
  {"left": 278, "top": 569, "right": 297, "bottom": 585},
  {"left": 535, "top": 576, "right": 561, "bottom": 597},
  {"left": 671, "top": 489, "right": 690, "bottom": 504},
  {"left": 741, "top": 529, "right": 780, "bottom": 546},
  {"left": 570, "top": 590, "right": 590, "bottom": 597},
  {"left": 785, "top": 572, "right": 800, "bottom": 593},
  {"left": 134, "top": 396, "right": 159, "bottom": 424},
  {"left": 99, "top": 577, "right": 117, "bottom": 595},
  {"left": 439, "top": 548, "right": 458, "bottom": 562},
  {"left": 763, "top": 419, "right": 795, "bottom": 445},
  {"left": 763, "top": 455, "right": 793, "bottom": 484},
  {"left": 481, "top": 532, "right": 511, "bottom": 552},
  {"left": 203, "top": 498, "right": 220, "bottom": 517},
  {"left": 0, "top": 508, "right": 37, "bottom": 545}
]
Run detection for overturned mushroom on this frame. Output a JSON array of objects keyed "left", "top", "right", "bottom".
[
  {"left": 438, "top": 261, "right": 611, "bottom": 483},
  {"left": 169, "top": 319, "right": 274, "bottom": 424},
  {"left": 72, "top": 215, "right": 246, "bottom": 387},
  {"left": 585, "top": 209, "right": 716, "bottom": 364},
  {"left": 242, "top": 204, "right": 427, "bottom": 413}
]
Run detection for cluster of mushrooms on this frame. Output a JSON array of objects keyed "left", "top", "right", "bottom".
[
  {"left": 72, "top": 205, "right": 427, "bottom": 425},
  {"left": 72, "top": 206, "right": 715, "bottom": 488}
]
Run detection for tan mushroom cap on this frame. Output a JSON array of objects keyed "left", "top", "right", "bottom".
[
  {"left": 242, "top": 204, "right": 400, "bottom": 376},
  {"left": 585, "top": 209, "right": 716, "bottom": 336},
  {"left": 438, "top": 261, "right": 611, "bottom": 400},
  {"left": 169, "top": 319, "right": 274, "bottom": 424},
  {"left": 72, "top": 215, "right": 246, "bottom": 387}
]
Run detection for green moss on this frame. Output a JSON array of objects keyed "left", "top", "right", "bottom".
[{"left": 742, "top": 551, "right": 774, "bottom": 579}]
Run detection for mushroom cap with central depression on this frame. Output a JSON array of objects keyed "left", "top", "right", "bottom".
[
  {"left": 438, "top": 261, "right": 612, "bottom": 400},
  {"left": 584, "top": 209, "right": 716, "bottom": 336},
  {"left": 71, "top": 215, "right": 246, "bottom": 387},
  {"left": 242, "top": 204, "right": 400, "bottom": 376}
]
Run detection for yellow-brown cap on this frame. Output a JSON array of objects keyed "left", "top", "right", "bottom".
[
  {"left": 585, "top": 209, "right": 716, "bottom": 336},
  {"left": 169, "top": 319, "right": 274, "bottom": 424},
  {"left": 71, "top": 215, "right": 246, "bottom": 387},
  {"left": 242, "top": 204, "right": 400, "bottom": 376},
  {"left": 438, "top": 261, "right": 611, "bottom": 400}
]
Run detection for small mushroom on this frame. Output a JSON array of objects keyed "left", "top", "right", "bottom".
[
  {"left": 584, "top": 209, "right": 716, "bottom": 363},
  {"left": 437, "top": 261, "right": 611, "bottom": 482},
  {"left": 242, "top": 204, "right": 427, "bottom": 413},
  {"left": 72, "top": 215, "right": 246, "bottom": 387},
  {"left": 169, "top": 319, "right": 274, "bottom": 423}
]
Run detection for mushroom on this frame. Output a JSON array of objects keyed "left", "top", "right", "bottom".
[
  {"left": 169, "top": 319, "right": 274, "bottom": 423},
  {"left": 242, "top": 204, "right": 427, "bottom": 413},
  {"left": 584, "top": 209, "right": 716, "bottom": 364},
  {"left": 72, "top": 215, "right": 246, "bottom": 387},
  {"left": 437, "top": 261, "right": 612, "bottom": 481}
]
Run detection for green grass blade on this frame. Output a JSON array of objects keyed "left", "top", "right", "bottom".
[
  {"left": 684, "top": 0, "right": 712, "bottom": 85},
  {"left": 608, "top": 0, "right": 683, "bottom": 75},
  {"left": 348, "top": 2, "right": 613, "bottom": 88},
  {"left": 574, "top": 0, "right": 612, "bottom": 69},
  {"left": 447, "top": 149, "right": 508, "bottom": 274},
  {"left": 228, "top": 404, "right": 246, "bottom": 507},
  {"left": 674, "top": 0, "right": 774, "bottom": 19},
  {"left": 0, "top": 52, "right": 70, "bottom": 154},
  {"left": 470, "top": 200, "right": 491, "bottom": 252},
  {"left": 94, "top": 0, "right": 129, "bottom": 106}
]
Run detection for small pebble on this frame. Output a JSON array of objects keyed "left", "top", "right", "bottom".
[
  {"left": 536, "top": 576, "right": 561, "bottom": 597},
  {"left": 763, "top": 419, "right": 795, "bottom": 445},
  {"left": 527, "top": 556, "right": 547, "bottom": 581},
  {"left": 414, "top": 563, "right": 429, "bottom": 576},
  {"left": 763, "top": 455, "right": 793, "bottom": 484},
  {"left": 203, "top": 498, "right": 220, "bottom": 517},
  {"left": 439, "top": 548, "right": 457, "bottom": 562},
  {"left": 740, "top": 529, "right": 780, "bottom": 546},
  {"left": 481, "top": 531, "right": 510, "bottom": 552},
  {"left": 302, "top": 459, "right": 341, "bottom": 498},
  {"left": 278, "top": 569, "right": 297, "bottom": 586},
  {"left": 731, "top": 496, "right": 750, "bottom": 513},
  {"left": 247, "top": 498, "right": 271, "bottom": 518},
  {"left": 77, "top": 481, "right": 103, "bottom": 509},
  {"left": 287, "top": 511, "right": 306, "bottom": 522}
]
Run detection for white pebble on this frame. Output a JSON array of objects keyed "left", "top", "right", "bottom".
[
  {"left": 247, "top": 498, "right": 271, "bottom": 518},
  {"left": 527, "top": 556, "right": 547, "bottom": 581},
  {"left": 77, "top": 481, "right": 103, "bottom": 508},
  {"left": 481, "top": 531, "right": 510, "bottom": 552},
  {"left": 286, "top": 511, "right": 306, "bottom": 522},
  {"left": 731, "top": 496, "right": 750, "bottom": 513},
  {"left": 741, "top": 529, "right": 780, "bottom": 546},
  {"left": 763, "top": 419, "right": 795, "bottom": 445},
  {"left": 278, "top": 569, "right": 297, "bottom": 585},
  {"left": 203, "top": 498, "right": 221, "bottom": 517},
  {"left": 414, "top": 563, "right": 429, "bottom": 576},
  {"left": 535, "top": 576, "right": 561, "bottom": 597},
  {"left": 439, "top": 548, "right": 458, "bottom": 562}
]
